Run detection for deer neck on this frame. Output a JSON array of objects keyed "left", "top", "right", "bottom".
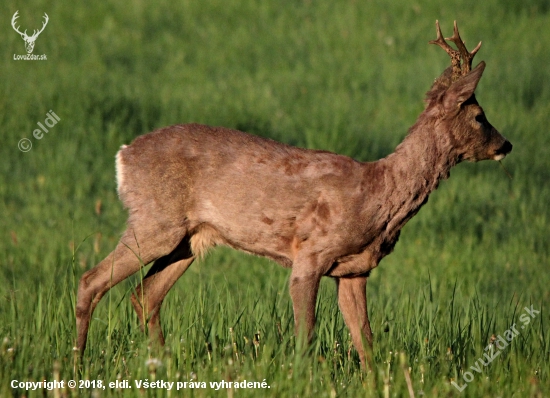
[{"left": 373, "top": 118, "right": 457, "bottom": 233}]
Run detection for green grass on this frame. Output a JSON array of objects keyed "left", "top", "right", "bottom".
[{"left": 1, "top": 0, "right": 549, "bottom": 396}]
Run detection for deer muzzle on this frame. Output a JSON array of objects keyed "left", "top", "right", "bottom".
[{"left": 492, "top": 139, "right": 513, "bottom": 161}]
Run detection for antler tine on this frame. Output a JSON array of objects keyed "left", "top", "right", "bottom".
[
  {"left": 445, "top": 21, "right": 482, "bottom": 75},
  {"left": 429, "top": 20, "right": 461, "bottom": 79},
  {"left": 42, "top": 13, "right": 49, "bottom": 28},
  {"left": 11, "top": 10, "right": 19, "bottom": 24},
  {"left": 11, "top": 10, "right": 25, "bottom": 36},
  {"left": 33, "top": 13, "right": 49, "bottom": 37},
  {"left": 429, "top": 21, "right": 454, "bottom": 56},
  {"left": 470, "top": 41, "right": 482, "bottom": 56}
]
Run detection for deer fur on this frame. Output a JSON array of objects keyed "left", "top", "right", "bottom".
[{"left": 76, "top": 22, "right": 512, "bottom": 367}]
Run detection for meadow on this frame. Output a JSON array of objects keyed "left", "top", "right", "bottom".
[{"left": 1, "top": 0, "right": 549, "bottom": 396}]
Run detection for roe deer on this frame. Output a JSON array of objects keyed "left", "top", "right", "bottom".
[{"left": 76, "top": 21, "right": 512, "bottom": 367}]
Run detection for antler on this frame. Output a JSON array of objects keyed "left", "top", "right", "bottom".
[
  {"left": 11, "top": 11, "right": 27, "bottom": 38},
  {"left": 445, "top": 21, "right": 481, "bottom": 75},
  {"left": 429, "top": 20, "right": 482, "bottom": 80},
  {"left": 32, "top": 13, "right": 49, "bottom": 39},
  {"left": 11, "top": 11, "right": 49, "bottom": 39}
]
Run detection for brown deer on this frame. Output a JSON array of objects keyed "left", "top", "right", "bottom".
[{"left": 76, "top": 21, "right": 512, "bottom": 367}]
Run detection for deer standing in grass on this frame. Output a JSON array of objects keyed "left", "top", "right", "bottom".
[{"left": 76, "top": 21, "right": 512, "bottom": 367}]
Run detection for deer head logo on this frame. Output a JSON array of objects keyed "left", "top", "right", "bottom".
[{"left": 11, "top": 11, "right": 49, "bottom": 54}]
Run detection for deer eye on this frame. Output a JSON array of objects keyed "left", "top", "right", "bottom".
[{"left": 475, "top": 114, "right": 486, "bottom": 125}]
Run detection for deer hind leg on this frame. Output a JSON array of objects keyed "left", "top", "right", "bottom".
[
  {"left": 336, "top": 276, "right": 373, "bottom": 369},
  {"left": 75, "top": 223, "right": 186, "bottom": 353},
  {"left": 130, "top": 237, "right": 195, "bottom": 345}
]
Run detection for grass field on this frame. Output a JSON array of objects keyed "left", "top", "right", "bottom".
[{"left": 1, "top": 0, "right": 549, "bottom": 396}]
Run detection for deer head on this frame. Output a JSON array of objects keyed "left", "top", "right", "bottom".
[
  {"left": 425, "top": 20, "right": 512, "bottom": 162},
  {"left": 11, "top": 11, "right": 49, "bottom": 54}
]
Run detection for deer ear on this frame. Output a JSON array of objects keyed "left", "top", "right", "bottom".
[{"left": 443, "top": 61, "right": 486, "bottom": 113}]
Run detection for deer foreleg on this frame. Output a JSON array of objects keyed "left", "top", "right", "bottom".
[{"left": 336, "top": 276, "right": 373, "bottom": 369}]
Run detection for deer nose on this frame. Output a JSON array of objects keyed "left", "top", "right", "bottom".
[
  {"left": 497, "top": 140, "right": 513, "bottom": 156},
  {"left": 493, "top": 140, "right": 512, "bottom": 161}
]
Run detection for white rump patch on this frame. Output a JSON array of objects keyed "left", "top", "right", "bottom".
[{"left": 115, "top": 145, "right": 127, "bottom": 193}]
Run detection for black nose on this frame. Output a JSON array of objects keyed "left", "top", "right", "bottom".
[{"left": 496, "top": 140, "right": 513, "bottom": 155}]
